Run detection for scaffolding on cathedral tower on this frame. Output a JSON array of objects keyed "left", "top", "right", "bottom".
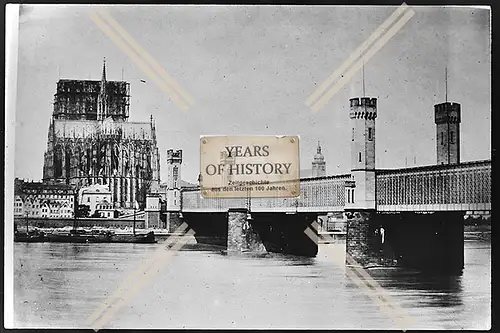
[{"left": 42, "top": 59, "right": 161, "bottom": 210}]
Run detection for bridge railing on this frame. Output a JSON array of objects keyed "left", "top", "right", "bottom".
[
  {"left": 181, "top": 175, "right": 350, "bottom": 213},
  {"left": 180, "top": 161, "right": 491, "bottom": 213},
  {"left": 376, "top": 160, "right": 491, "bottom": 211}
]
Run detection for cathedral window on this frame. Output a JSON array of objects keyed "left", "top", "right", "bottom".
[
  {"left": 359, "top": 152, "right": 362, "bottom": 162},
  {"left": 352, "top": 128, "right": 354, "bottom": 141},
  {"left": 368, "top": 128, "right": 373, "bottom": 141},
  {"left": 450, "top": 131, "right": 455, "bottom": 144}
]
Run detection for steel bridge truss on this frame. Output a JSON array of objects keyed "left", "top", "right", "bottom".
[{"left": 181, "top": 161, "right": 491, "bottom": 213}]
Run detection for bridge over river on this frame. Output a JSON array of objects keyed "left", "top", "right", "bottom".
[
  {"left": 144, "top": 98, "right": 490, "bottom": 275},
  {"left": 180, "top": 160, "right": 491, "bottom": 214}
]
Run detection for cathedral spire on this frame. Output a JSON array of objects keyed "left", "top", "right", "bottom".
[
  {"left": 101, "top": 57, "right": 107, "bottom": 99},
  {"left": 98, "top": 57, "right": 107, "bottom": 120},
  {"left": 102, "top": 57, "right": 107, "bottom": 83},
  {"left": 317, "top": 141, "right": 322, "bottom": 154}
]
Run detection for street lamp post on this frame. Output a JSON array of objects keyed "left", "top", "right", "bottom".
[
  {"left": 73, "top": 190, "right": 78, "bottom": 231},
  {"left": 25, "top": 211, "right": 29, "bottom": 234},
  {"left": 133, "top": 200, "right": 139, "bottom": 235},
  {"left": 246, "top": 188, "right": 252, "bottom": 221}
]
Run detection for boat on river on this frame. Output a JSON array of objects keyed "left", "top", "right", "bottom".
[
  {"left": 44, "top": 228, "right": 156, "bottom": 243},
  {"left": 44, "top": 229, "right": 99, "bottom": 243},
  {"left": 14, "top": 230, "right": 46, "bottom": 242},
  {"left": 15, "top": 227, "right": 156, "bottom": 244},
  {"left": 108, "top": 231, "right": 156, "bottom": 243}
]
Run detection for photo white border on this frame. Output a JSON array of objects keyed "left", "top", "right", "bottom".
[{"left": 4, "top": 3, "right": 20, "bottom": 329}]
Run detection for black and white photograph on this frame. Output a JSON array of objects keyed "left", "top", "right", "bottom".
[{"left": 4, "top": 3, "right": 491, "bottom": 330}]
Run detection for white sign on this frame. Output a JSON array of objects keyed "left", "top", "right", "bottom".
[{"left": 200, "top": 135, "right": 300, "bottom": 198}]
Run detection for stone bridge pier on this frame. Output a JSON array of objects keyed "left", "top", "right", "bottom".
[
  {"left": 177, "top": 212, "right": 228, "bottom": 247},
  {"left": 225, "top": 210, "right": 319, "bottom": 256},
  {"left": 227, "top": 208, "right": 266, "bottom": 254},
  {"left": 345, "top": 210, "right": 465, "bottom": 274},
  {"left": 249, "top": 212, "right": 319, "bottom": 257},
  {"left": 173, "top": 210, "right": 319, "bottom": 257},
  {"left": 165, "top": 211, "right": 183, "bottom": 232}
]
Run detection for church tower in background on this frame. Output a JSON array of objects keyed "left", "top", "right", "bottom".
[{"left": 311, "top": 141, "right": 326, "bottom": 177}]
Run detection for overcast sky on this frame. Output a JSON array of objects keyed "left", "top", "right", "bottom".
[{"left": 13, "top": 5, "right": 490, "bottom": 184}]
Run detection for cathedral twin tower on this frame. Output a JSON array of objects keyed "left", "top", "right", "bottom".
[{"left": 42, "top": 60, "right": 161, "bottom": 209}]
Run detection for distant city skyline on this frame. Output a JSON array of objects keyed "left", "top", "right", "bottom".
[{"left": 12, "top": 5, "right": 491, "bottom": 184}]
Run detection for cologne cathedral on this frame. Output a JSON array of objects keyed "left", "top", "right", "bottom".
[{"left": 42, "top": 60, "right": 161, "bottom": 209}]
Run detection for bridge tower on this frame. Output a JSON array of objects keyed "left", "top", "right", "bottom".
[
  {"left": 166, "top": 149, "right": 182, "bottom": 231},
  {"left": 347, "top": 97, "right": 377, "bottom": 210},
  {"left": 344, "top": 97, "right": 382, "bottom": 268},
  {"left": 435, "top": 102, "right": 461, "bottom": 165}
]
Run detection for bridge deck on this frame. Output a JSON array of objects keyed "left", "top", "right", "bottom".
[
  {"left": 180, "top": 161, "right": 490, "bottom": 213},
  {"left": 376, "top": 160, "right": 491, "bottom": 212},
  {"left": 181, "top": 175, "right": 349, "bottom": 213}
]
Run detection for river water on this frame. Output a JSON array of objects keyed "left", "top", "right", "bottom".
[{"left": 12, "top": 237, "right": 490, "bottom": 329}]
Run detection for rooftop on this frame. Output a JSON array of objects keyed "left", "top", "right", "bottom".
[{"left": 80, "top": 184, "right": 111, "bottom": 194}]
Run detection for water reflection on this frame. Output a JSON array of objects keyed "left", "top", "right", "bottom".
[
  {"left": 13, "top": 239, "right": 490, "bottom": 329},
  {"left": 368, "top": 269, "right": 464, "bottom": 308}
]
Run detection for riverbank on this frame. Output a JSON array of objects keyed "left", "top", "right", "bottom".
[
  {"left": 464, "top": 224, "right": 491, "bottom": 232},
  {"left": 464, "top": 224, "right": 491, "bottom": 241},
  {"left": 17, "top": 224, "right": 490, "bottom": 243},
  {"left": 14, "top": 226, "right": 157, "bottom": 243}
]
